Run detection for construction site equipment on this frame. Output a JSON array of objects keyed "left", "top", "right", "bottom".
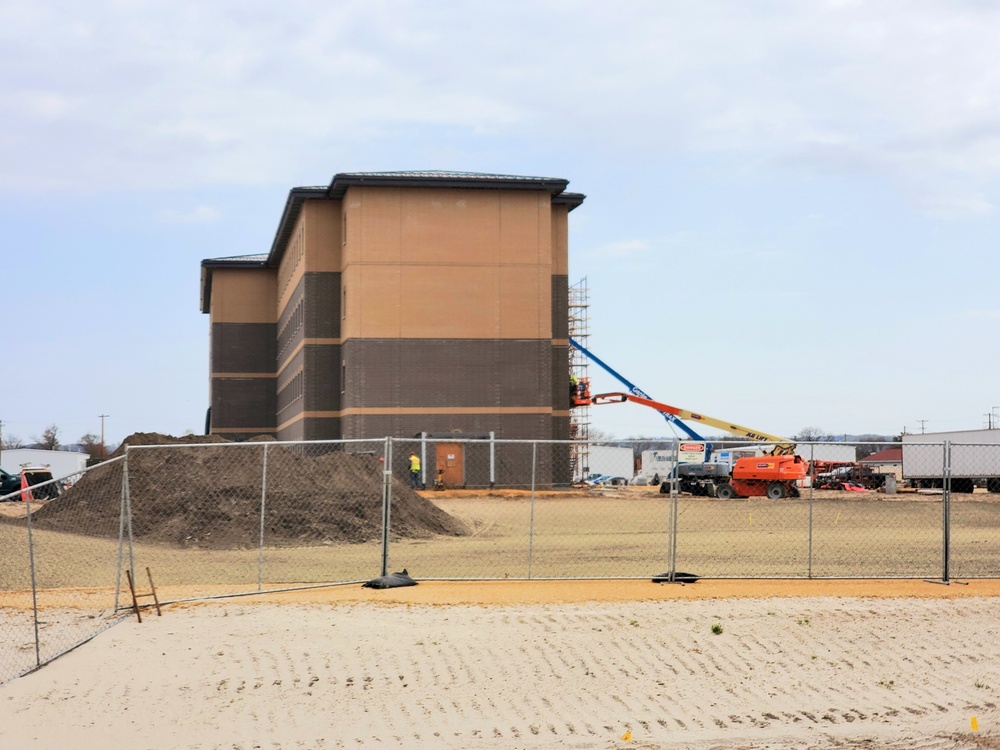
[
  {"left": 660, "top": 454, "right": 809, "bottom": 499},
  {"left": 569, "top": 338, "right": 707, "bottom": 442},
  {"left": 589, "top": 392, "right": 795, "bottom": 455},
  {"left": 727, "top": 455, "right": 808, "bottom": 499},
  {"left": 584, "top": 391, "right": 805, "bottom": 498}
]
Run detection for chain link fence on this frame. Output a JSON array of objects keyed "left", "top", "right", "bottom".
[
  {"left": 0, "top": 456, "right": 129, "bottom": 684},
  {"left": 4, "top": 436, "right": 1000, "bottom": 683}
]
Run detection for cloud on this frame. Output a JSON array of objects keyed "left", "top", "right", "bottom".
[
  {"left": 916, "top": 192, "right": 994, "bottom": 220},
  {"left": 155, "top": 205, "right": 221, "bottom": 224},
  {"left": 0, "top": 0, "right": 999, "bottom": 219}
]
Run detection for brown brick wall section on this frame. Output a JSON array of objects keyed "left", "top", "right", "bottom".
[
  {"left": 211, "top": 323, "right": 277, "bottom": 374},
  {"left": 304, "top": 344, "right": 341, "bottom": 411},
  {"left": 341, "top": 412, "right": 552, "bottom": 440},
  {"left": 551, "top": 274, "right": 568, "bottom": 340},
  {"left": 277, "top": 277, "right": 306, "bottom": 370},
  {"left": 551, "top": 344, "right": 571, "bottom": 410},
  {"left": 304, "top": 272, "right": 341, "bottom": 338},
  {"left": 341, "top": 339, "right": 552, "bottom": 409},
  {"left": 211, "top": 378, "right": 276, "bottom": 432}
]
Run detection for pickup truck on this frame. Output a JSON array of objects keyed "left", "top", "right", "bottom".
[
  {"left": 0, "top": 466, "right": 58, "bottom": 501},
  {"left": 0, "top": 468, "right": 20, "bottom": 499}
]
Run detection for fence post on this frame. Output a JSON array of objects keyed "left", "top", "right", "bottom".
[
  {"left": 258, "top": 443, "right": 268, "bottom": 592},
  {"left": 420, "top": 432, "right": 427, "bottom": 490},
  {"left": 114, "top": 450, "right": 129, "bottom": 612},
  {"left": 381, "top": 438, "right": 393, "bottom": 577},
  {"left": 489, "top": 431, "right": 496, "bottom": 489},
  {"left": 808, "top": 442, "right": 815, "bottom": 579},
  {"left": 528, "top": 441, "right": 537, "bottom": 579},
  {"left": 25, "top": 493, "right": 40, "bottom": 669},
  {"left": 942, "top": 440, "right": 951, "bottom": 583},
  {"left": 116, "top": 447, "right": 136, "bottom": 611},
  {"left": 668, "top": 439, "right": 679, "bottom": 581}
]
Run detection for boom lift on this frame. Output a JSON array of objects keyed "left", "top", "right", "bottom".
[
  {"left": 569, "top": 338, "right": 708, "bottom": 442},
  {"left": 582, "top": 391, "right": 806, "bottom": 499}
]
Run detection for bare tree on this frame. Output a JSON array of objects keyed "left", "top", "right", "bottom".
[
  {"left": 794, "top": 426, "right": 830, "bottom": 442},
  {"left": 588, "top": 427, "right": 616, "bottom": 443},
  {"left": 31, "top": 424, "right": 60, "bottom": 450},
  {"left": 1, "top": 434, "right": 25, "bottom": 449},
  {"left": 78, "top": 433, "right": 104, "bottom": 458}
]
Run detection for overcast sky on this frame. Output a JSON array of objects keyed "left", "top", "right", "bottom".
[{"left": 2, "top": 0, "right": 999, "bottom": 447}]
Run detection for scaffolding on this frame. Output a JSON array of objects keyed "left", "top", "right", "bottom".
[{"left": 568, "top": 277, "right": 590, "bottom": 481}]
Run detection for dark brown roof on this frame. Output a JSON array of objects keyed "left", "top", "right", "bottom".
[{"left": 859, "top": 448, "right": 903, "bottom": 463}]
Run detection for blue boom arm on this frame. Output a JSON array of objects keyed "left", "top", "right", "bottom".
[{"left": 569, "top": 337, "right": 707, "bottom": 442}]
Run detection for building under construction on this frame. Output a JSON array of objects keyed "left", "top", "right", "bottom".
[{"left": 200, "top": 171, "right": 586, "bottom": 479}]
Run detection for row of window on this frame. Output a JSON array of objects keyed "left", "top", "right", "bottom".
[
  {"left": 277, "top": 298, "right": 304, "bottom": 364},
  {"left": 277, "top": 370, "right": 304, "bottom": 413}
]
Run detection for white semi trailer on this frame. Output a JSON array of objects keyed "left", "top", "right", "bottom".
[{"left": 901, "top": 430, "right": 1000, "bottom": 493}]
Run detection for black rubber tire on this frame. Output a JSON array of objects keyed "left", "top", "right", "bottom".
[
  {"left": 951, "top": 478, "right": 975, "bottom": 494},
  {"left": 987, "top": 478, "right": 1000, "bottom": 494},
  {"left": 659, "top": 481, "right": 670, "bottom": 494},
  {"left": 716, "top": 483, "right": 737, "bottom": 500},
  {"left": 766, "top": 482, "right": 787, "bottom": 500}
]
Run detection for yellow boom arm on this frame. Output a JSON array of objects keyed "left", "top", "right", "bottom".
[{"left": 590, "top": 392, "right": 796, "bottom": 455}]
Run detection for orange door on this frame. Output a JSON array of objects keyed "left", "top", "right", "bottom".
[{"left": 435, "top": 443, "right": 464, "bottom": 487}]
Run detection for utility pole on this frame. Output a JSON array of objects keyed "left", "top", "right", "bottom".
[
  {"left": 993, "top": 407, "right": 1000, "bottom": 430},
  {"left": 916, "top": 419, "right": 928, "bottom": 434},
  {"left": 98, "top": 414, "right": 109, "bottom": 460}
]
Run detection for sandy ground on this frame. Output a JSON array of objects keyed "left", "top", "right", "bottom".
[{"left": 2, "top": 580, "right": 1000, "bottom": 749}]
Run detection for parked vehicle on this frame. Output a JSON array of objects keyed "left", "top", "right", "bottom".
[
  {"left": 0, "top": 468, "right": 20, "bottom": 499},
  {"left": 575, "top": 391, "right": 807, "bottom": 499},
  {"left": 902, "top": 430, "right": 1000, "bottom": 493},
  {"left": 0, "top": 466, "right": 59, "bottom": 502}
]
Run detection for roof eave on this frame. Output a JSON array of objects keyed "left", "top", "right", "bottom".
[
  {"left": 326, "top": 172, "right": 570, "bottom": 199},
  {"left": 553, "top": 191, "right": 586, "bottom": 211},
  {"left": 200, "top": 256, "right": 270, "bottom": 314},
  {"left": 266, "top": 187, "right": 328, "bottom": 265}
]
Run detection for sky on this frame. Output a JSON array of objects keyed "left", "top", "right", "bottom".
[{"left": 2, "top": 0, "right": 999, "bottom": 447}]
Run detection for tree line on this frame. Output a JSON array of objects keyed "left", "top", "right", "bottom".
[{"left": 0, "top": 424, "right": 118, "bottom": 459}]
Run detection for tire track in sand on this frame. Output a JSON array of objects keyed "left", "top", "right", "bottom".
[{"left": 1, "top": 599, "right": 999, "bottom": 748}]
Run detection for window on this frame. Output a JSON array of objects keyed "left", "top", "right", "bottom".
[{"left": 341, "top": 359, "right": 346, "bottom": 394}]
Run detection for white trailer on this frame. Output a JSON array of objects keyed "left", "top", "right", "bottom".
[
  {"left": 586, "top": 445, "right": 635, "bottom": 482},
  {"left": 901, "top": 429, "right": 1000, "bottom": 492},
  {"left": 0, "top": 448, "right": 89, "bottom": 480},
  {"left": 639, "top": 443, "right": 708, "bottom": 480}
]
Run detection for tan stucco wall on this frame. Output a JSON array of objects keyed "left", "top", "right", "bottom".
[
  {"left": 303, "top": 200, "right": 342, "bottom": 272},
  {"left": 210, "top": 269, "right": 277, "bottom": 323},
  {"left": 341, "top": 186, "right": 559, "bottom": 340},
  {"left": 551, "top": 204, "right": 569, "bottom": 276}
]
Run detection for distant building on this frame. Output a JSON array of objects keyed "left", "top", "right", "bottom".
[
  {"left": 200, "top": 171, "right": 585, "bottom": 481},
  {"left": 860, "top": 447, "right": 903, "bottom": 482}
]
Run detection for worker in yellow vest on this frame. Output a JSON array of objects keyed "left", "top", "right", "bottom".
[{"left": 409, "top": 452, "right": 421, "bottom": 489}]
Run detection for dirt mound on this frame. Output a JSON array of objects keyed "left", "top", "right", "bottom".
[
  {"left": 30, "top": 433, "right": 467, "bottom": 549},
  {"left": 110, "top": 432, "right": 230, "bottom": 453}
]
